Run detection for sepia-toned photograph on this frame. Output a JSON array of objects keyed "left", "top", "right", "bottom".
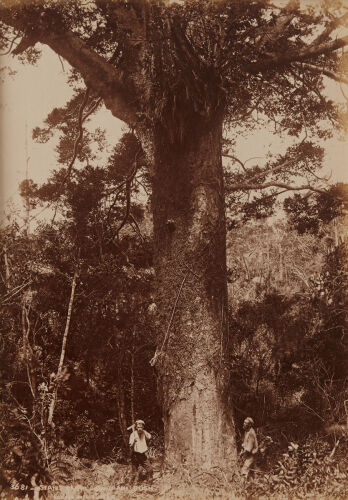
[{"left": 0, "top": 0, "right": 347, "bottom": 498}]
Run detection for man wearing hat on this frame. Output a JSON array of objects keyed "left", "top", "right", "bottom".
[
  {"left": 128, "top": 419, "right": 152, "bottom": 483},
  {"left": 240, "top": 417, "right": 258, "bottom": 479}
]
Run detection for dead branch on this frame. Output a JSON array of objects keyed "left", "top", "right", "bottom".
[
  {"left": 222, "top": 154, "right": 248, "bottom": 172},
  {"left": 129, "top": 213, "right": 144, "bottom": 241},
  {"left": 229, "top": 180, "right": 326, "bottom": 194},
  {"left": 1, "top": 280, "right": 32, "bottom": 304},
  {"left": 48, "top": 267, "right": 78, "bottom": 426},
  {"left": 329, "top": 438, "right": 341, "bottom": 458},
  {"left": 58, "top": 54, "right": 65, "bottom": 72}
]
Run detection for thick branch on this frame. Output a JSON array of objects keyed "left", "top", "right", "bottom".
[
  {"left": 42, "top": 31, "right": 137, "bottom": 124},
  {"left": 0, "top": 6, "right": 136, "bottom": 124},
  {"left": 247, "top": 35, "right": 348, "bottom": 73},
  {"left": 294, "top": 62, "right": 348, "bottom": 85},
  {"left": 11, "top": 33, "right": 36, "bottom": 55},
  {"left": 310, "top": 12, "right": 348, "bottom": 47}
]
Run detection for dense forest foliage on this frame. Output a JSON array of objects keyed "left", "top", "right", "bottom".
[
  {"left": 1, "top": 134, "right": 347, "bottom": 496},
  {"left": 1, "top": 0, "right": 348, "bottom": 496}
]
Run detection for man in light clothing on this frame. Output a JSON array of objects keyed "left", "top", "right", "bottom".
[
  {"left": 240, "top": 417, "right": 258, "bottom": 479},
  {"left": 128, "top": 419, "right": 152, "bottom": 483}
]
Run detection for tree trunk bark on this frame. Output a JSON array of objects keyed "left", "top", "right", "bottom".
[
  {"left": 130, "top": 327, "right": 135, "bottom": 425},
  {"left": 151, "top": 120, "right": 236, "bottom": 470},
  {"left": 116, "top": 354, "right": 129, "bottom": 450}
]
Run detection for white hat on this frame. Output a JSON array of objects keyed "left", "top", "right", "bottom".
[
  {"left": 135, "top": 419, "right": 145, "bottom": 426},
  {"left": 244, "top": 417, "right": 254, "bottom": 426}
]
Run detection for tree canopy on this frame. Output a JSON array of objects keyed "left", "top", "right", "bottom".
[
  {"left": 1, "top": 0, "right": 348, "bottom": 477},
  {"left": 2, "top": 0, "right": 347, "bottom": 206},
  {"left": 1, "top": 0, "right": 348, "bottom": 132}
]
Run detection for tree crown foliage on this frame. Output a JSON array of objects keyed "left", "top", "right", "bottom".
[
  {"left": 1, "top": 0, "right": 347, "bottom": 137},
  {"left": 2, "top": 0, "right": 347, "bottom": 217}
]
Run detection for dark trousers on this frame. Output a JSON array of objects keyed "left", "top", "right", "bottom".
[{"left": 130, "top": 452, "right": 152, "bottom": 482}]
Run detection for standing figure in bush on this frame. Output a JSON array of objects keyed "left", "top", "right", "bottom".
[
  {"left": 128, "top": 419, "right": 152, "bottom": 483},
  {"left": 240, "top": 417, "right": 258, "bottom": 480}
]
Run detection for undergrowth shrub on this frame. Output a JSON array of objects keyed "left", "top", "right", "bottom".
[{"left": 246, "top": 437, "right": 348, "bottom": 498}]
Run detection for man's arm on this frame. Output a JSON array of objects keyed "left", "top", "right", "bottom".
[
  {"left": 144, "top": 430, "right": 151, "bottom": 440},
  {"left": 242, "top": 431, "right": 254, "bottom": 453},
  {"left": 129, "top": 432, "right": 135, "bottom": 447},
  {"left": 252, "top": 431, "right": 259, "bottom": 454}
]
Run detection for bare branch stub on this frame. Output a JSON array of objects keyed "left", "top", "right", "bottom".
[
  {"left": 229, "top": 181, "right": 326, "bottom": 195},
  {"left": 222, "top": 154, "right": 248, "bottom": 173}
]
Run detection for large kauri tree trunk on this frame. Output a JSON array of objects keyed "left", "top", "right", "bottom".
[{"left": 151, "top": 119, "right": 236, "bottom": 469}]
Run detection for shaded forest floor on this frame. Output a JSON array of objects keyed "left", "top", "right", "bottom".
[
  {"left": 36, "top": 449, "right": 348, "bottom": 500},
  {"left": 5, "top": 438, "right": 348, "bottom": 499},
  {"left": 35, "top": 459, "right": 246, "bottom": 499}
]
